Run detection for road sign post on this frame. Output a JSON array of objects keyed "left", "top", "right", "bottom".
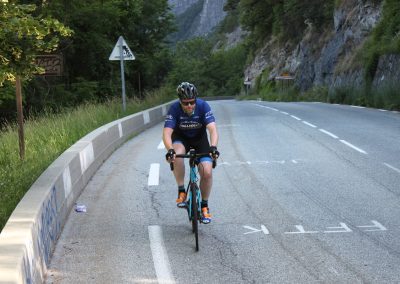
[{"left": 109, "top": 36, "right": 135, "bottom": 112}]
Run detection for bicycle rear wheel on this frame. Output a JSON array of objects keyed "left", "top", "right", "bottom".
[{"left": 190, "top": 183, "right": 199, "bottom": 251}]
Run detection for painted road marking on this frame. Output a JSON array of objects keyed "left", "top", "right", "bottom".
[
  {"left": 324, "top": 223, "right": 352, "bottom": 233},
  {"left": 340, "top": 140, "right": 367, "bottom": 154},
  {"left": 148, "top": 163, "right": 160, "bottom": 186},
  {"left": 148, "top": 225, "right": 175, "bottom": 284},
  {"left": 244, "top": 225, "right": 270, "bottom": 235},
  {"left": 158, "top": 140, "right": 165, "bottom": 150},
  {"left": 280, "top": 111, "right": 289, "bottom": 115},
  {"left": 285, "top": 225, "right": 319, "bottom": 234},
  {"left": 218, "top": 160, "right": 303, "bottom": 166},
  {"left": 302, "top": 121, "right": 317, "bottom": 128},
  {"left": 383, "top": 163, "right": 400, "bottom": 174},
  {"left": 243, "top": 220, "right": 386, "bottom": 236},
  {"left": 291, "top": 115, "right": 301, "bottom": 120},
  {"left": 357, "top": 220, "right": 387, "bottom": 231},
  {"left": 319, "top": 129, "right": 338, "bottom": 139}
]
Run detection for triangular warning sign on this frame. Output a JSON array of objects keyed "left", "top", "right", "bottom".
[{"left": 109, "top": 36, "right": 135, "bottom": 61}]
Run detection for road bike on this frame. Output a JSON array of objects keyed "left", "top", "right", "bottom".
[{"left": 170, "top": 149, "right": 216, "bottom": 251}]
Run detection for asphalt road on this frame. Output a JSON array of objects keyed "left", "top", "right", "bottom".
[{"left": 46, "top": 100, "right": 400, "bottom": 283}]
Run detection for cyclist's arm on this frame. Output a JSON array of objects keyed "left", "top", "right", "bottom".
[
  {"left": 206, "top": 122, "right": 218, "bottom": 147},
  {"left": 163, "top": 127, "right": 174, "bottom": 150}
]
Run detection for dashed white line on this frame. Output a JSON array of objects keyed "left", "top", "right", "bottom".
[
  {"left": 280, "top": 111, "right": 289, "bottom": 115},
  {"left": 148, "top": 163, "right": 160, "bottom": 186},
  {"left": 340, "top": 140, "right": 367, "bottom": 154},
  {"left": 158, "top": 141, "right": 165, "bottom": 150},
  {"left": 383, "top": 163, "right": 400, "bottom": 174},
  {"left": 302, "top": 121, "right": 317, "bottom": 128},
  {"left": 290, "top": 115, "right": 301, "bottom": 120},
  {"left": 319, "top": 129, "right": 338, "bottom": 139},
  {"left": 351, "top": 105, "right": 365, "bottom": 109},
  {"left": 148, "top": 225, "right": 175, "bottom": 284}
]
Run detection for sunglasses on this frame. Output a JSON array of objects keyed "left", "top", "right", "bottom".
[{"left": 180, "top": 100, "right": 196, "bottom": 106}]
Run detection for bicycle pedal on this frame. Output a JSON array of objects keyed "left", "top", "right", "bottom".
[{"left": 177, "top": 202, "right": 188, "bottom": 209}]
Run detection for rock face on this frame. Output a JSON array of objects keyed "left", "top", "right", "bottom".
[
  {"left": 245, "top": 0, "right": 386, "bottom": 91},
  {"left": 168, "top": 0, "right": 227, "bottom": 40}
]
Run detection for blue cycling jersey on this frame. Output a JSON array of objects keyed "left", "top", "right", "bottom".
[{"left": 164, "top": 98, "right": 215, "bottom": 138}]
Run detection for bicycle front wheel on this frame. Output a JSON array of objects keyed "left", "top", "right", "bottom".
[{"left": 190, "top": 183, "right": 199, "bottom": 251}]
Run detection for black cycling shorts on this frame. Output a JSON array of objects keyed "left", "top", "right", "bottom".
[{"left": 172, "top": 131, "right": 212, "bottom": 162}]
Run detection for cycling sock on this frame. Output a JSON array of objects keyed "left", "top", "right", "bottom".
[
  {"left": 178, "top": 185, "right": 185, "bottom": 193},
  {"left": 201, "top": 200, "right": 208, "bottom": 209}
]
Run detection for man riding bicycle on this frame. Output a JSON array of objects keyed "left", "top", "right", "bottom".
[{"left": 163, "top": 82, "right": 219, "bottom": 224}]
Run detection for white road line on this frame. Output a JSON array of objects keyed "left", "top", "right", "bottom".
[
  {"left": 280, "top": 111, "right": 289, "bottom": 115},
  {"left": 340, "top": 140, "right": 367, "bottom": 154},
  {"left": 383, "top": 163, "right": 400, "bottom": 174},
  {"left": 290, "top": 115, "right": 301, "bottom": 120},
  {"left": 148, "top": 163, "right": 160, "bottom": 186},
  {"left": 351, "top": 105, "right": 365, "bottom": 109},
  {"left": 379, "top": 109, "right": 387, "bottom": 112},
  {"left": 302, "top": 121, "right": 317, "bottom": 128},
  {"left": 148, "top": 226, "right": 175, "bottom": 284},
  {"left": 319, "top": 129, "right": 338, "bottom": 139},
  {"left": 158, "top": 141, "right": 165, "bottom": 150}
]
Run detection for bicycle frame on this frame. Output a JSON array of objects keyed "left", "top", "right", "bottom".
[{"left": 170, "top": 149, "right": 216, "bottom": 251}]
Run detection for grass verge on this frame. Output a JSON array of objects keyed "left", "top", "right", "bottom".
[{"left": 0, "top": 88, "right": 173, "bottom": 232}]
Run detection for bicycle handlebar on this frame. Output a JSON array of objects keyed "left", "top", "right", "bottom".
[{"left": 169, "top": 152, "right": 217, "bottom": 171}]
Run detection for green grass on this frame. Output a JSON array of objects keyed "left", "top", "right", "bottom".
[{"left": 0, "top": 88, "right": 174, "bottom": 232}]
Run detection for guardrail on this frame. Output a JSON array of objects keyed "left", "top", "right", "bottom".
[{"left": 0, "top": 101, "right": 174, "bottom": 283}]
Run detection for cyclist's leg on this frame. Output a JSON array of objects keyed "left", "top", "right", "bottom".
[
  {"left": 172, "top": 132, "right": 188, "bottom": 207},
  {"left": 193, "top": 133, "right": 213, "bottom": 223}
]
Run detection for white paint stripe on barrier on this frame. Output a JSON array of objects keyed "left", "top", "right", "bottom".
[
  {"left": 118, "top": 122, "right": 123, "bottom": 138},
  {"left": 148, "top": 225, "right": 175, "bottom": 284},
  {"left": 79, "top": 142, "right": 95, "bottom": 173},
  {"left": 63, "top": 166, "right": 72, "bottom": 198},
  {"left": 144, "top": 111, "right": 150, "bottom": 124}
]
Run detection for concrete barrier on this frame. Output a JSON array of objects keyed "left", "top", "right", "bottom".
[{"left": 0, "top": 101, "right": 174, "bottom": 283}]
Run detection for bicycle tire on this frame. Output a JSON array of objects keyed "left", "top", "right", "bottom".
[{"left": 191, "top": 183, "right": 199, "bottom": 251}]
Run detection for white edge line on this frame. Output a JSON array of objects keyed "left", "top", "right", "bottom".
[
  {"left": 383, "top": 163, "right": 400, "bottom": 174},
  {"left": 340, "top": 140, "right": 367, "bottom": 154},
  {"left": 148, "top": 225, "right": 175, "bottom": 284},
  {"left": 319, "top": 129, "right": 338, "bottom": 139},
  {"left": 148, "top": 163, "right": 160, "bottom": 186},
  {"left": 302, "top": 121, "right": 317, "bottom": 128},
  {"left": 290, "top": 115, "right": 301, "bottom": 121}
]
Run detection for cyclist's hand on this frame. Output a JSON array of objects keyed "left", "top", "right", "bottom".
[
  {"left": 209, "top": 146, "right": 219, "bottom": 160},
  {"left": 165, "top": 149, "right": 176, "bottom": 162}
]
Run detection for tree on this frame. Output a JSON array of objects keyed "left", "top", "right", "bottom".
[
  {"left": 0, "top": 1, "right": 72, "bottom": 159},
  {"left": 0, "top": 1, "right": 72, "bottom": 86}
]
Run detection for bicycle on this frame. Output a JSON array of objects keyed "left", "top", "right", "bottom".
[{"left": 170, "top": 149, "right": 216, "bottom": 251}]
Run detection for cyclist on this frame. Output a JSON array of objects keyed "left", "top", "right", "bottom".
[{"left": 163, "top": 82, "right": 219, "bottom": 224}]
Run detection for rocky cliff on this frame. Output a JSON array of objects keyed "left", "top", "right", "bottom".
[
  {"left": 168, "top": 0, "right": 227, "bottom": 41},
  {"left": 244, "top": 0, "right": 397, "bottom": 92}
]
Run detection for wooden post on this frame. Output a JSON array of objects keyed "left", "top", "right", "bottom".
[{"left": 15, "top": 76, "right": 25, "bottom": 160}]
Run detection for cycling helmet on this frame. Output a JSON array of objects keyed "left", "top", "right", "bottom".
[{"left": 177, "top": 82, "right": 198, "bottom": 100}]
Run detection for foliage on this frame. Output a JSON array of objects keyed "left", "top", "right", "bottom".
[
  {"left": 238, "top": 0, "right": 335, "bottom": 44},
  {"left": 360, "top": 0, "right": 400, "bottom": 84},
  {"left": 167, "top": 37, "right": 248, "bottom": 97},
  {"left": 0, "top": 0, "right": 176, "bottom": 122},
  {"left": 0, "top": 1, "right": 72, "bottom": 85}
]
